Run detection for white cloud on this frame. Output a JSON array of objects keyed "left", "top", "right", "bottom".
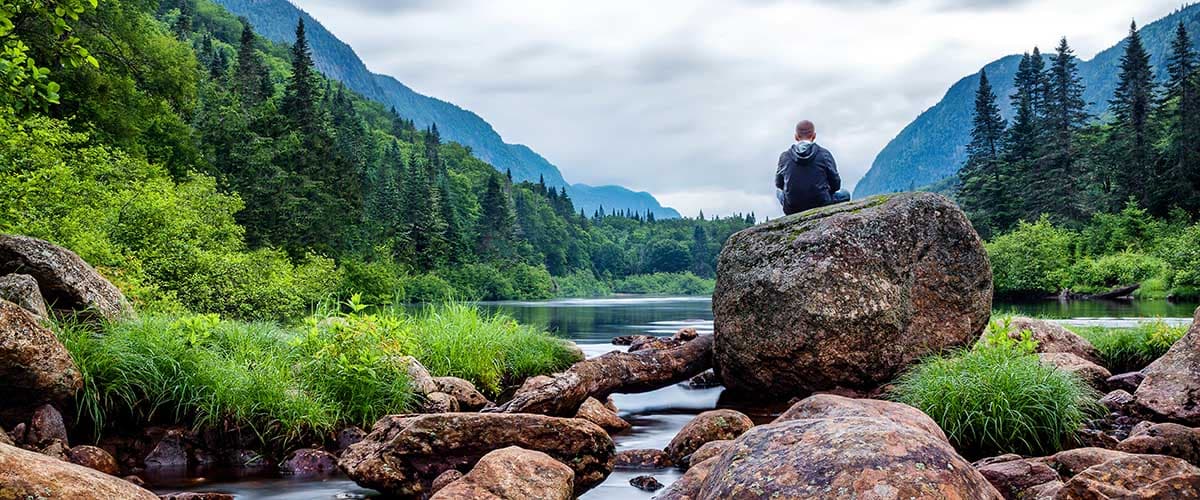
[{"left": 293, "top": 0, "right": 1181, "bottom": 218}]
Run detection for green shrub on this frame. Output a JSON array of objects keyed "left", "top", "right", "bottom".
[
  {"left": 440, "top": 263, "right": 515, "bottom": 301},
  {"left": 508, "top": 263, "right": 555, "bottom": 300},
  {"left": 402, "top": 273, "right": 456, "bottom": 303},
  {"left": 1070, "top": 320, "right": 1187, "bottom": 373},
  {"left": 1066, "top": 252, "right": 1169, "bottom": 294},
  {"left": 1078, "top": 200, "right": 1165, "bottom": 256},
  {"left": 987, "top": 216, "right": 1075, "bottom": 297},
  {"left": 554, "top": 270, "right": 613, "bottom": 298},
  {"left": 891, "top": 319, "right": 1102, "bottom": 458},
  {"left": 339, "top": 257, "right": 407, "bottom": 305},
  {"left": 613, "top": 272, "right": 715, "bottom": 296}
]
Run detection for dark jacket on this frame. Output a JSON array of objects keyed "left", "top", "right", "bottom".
[{"left": 775, "top": 142, "right": 841, "bottom": 215}]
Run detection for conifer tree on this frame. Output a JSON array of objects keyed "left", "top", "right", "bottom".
[
  {"left": 1108, "top": 21, "right": 1156, "bottom": 210},
  {"left": 477, "top": 174, "right": 515, "bottom": 260},
  {"left": 234, "top": 20, "right": 270, "bottom": 104},
  {"left": 1163, "top": 21, "right": 1200, "bottom": 211},
  {"left": 958, "top": 69, "right": 1011, "bottom": 236},
  {"left": 282, "top": 18, "right": 320, "bottom": 130},
  {"left": 1037, "top": 37, "right": 1088, "bottom": 221}
]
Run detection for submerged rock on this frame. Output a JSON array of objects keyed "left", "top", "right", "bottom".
[
  {"left": 339, "top": 413, "right": 614, "bottom": 498},
  {"left": 712, "top": 193, "right": 992, "bottom": 397},
  {"left": 0, "top": 442, "right": 158, "bottom": 499},
  {"left": 663, "top": 409, "right": 754, "bottom": 463},
  {"left": 1058, "top": 454, "right": 1200, "bottom": 498},
  {"left": 629, "top": 475, "right": 664, "bottom": 492},
  {"left": 774, "top": 394, "right": 948, "bottom": 443},
  {"left": 0, "top": 300, "right": 82, "bottom": 426},
  {"left": 0, "top": 274, "right": 47, "bottom": 318},
  {"left": 280, "top": 448, "right": 338, "bottom": 476},
  {"left": 1136, "top": 307, "right": 1200, "bottom": 425},
  {"left": 430, "top": 446, "right": 574, "bottom": 500},
  {"left": 0, "top": 234, "right": 132, "bottom": 320}
]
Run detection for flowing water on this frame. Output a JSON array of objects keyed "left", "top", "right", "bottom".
[{"left": 149, "top": 296, "right": 1199, "bottom": 499}]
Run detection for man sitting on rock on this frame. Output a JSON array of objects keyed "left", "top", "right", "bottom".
[{"left": 775, "top": 120, "right": 851, "bottom": 215}]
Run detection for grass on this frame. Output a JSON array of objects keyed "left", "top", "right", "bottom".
[
  {"left": 1068, "top": 320, "right": 1187, "bottom": 373},
  {"left": 56, "top": 300, "right": 577, "bottom": 449},
  {"left": 890, "top": 319, "right": 1103, "bottom": 458}
]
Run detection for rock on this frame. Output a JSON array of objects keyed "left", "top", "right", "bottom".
[
  {"left": 0, "top": 274, "right": 47, "bottom": 318},
  {"left": 655, "top": 456, "right": 716, "bottom": 500},
  {"left": 688, "top": 370, "right": 721, "bottom": 388},
  {"left": 713, "top": 193, "right": 992, "bottom": 397},
  {"left": 143, "top": 429, "right": 188, "bottom": 469},
  {"left": 1024, "top": 481, "right": 1064, "bottom": 500},
  {"left": 124, "top": 475, "right": 146, "bottom": 486},
  {"left": 422, "top": 392, "right": 460, "bottom": 413},
  {"left": 575, "top": 397, "right": 630, "bottom": 434},
  {"left": 1117, "top": 423, "right": 1200, "bottom": 467},
  {"left": 1109, "top": 371, "right": 1147, "bottom": 393},
  {"left": 0, "top": 426, "right": 10, "bottom": 446},
  {"left": 663, "top": 409, "right": 754, "bottom": 463},
  {"left": 430, "top": 446, "right": 574, "bottom": 500},
  {"left": 1076, "top": 428, "right": 1122, "bottom": 450},
  {"left": 629, "top": 336, "right": 684, "bottom": 352},
  {"left": 1058, "top": 454, "right": 1200, "bottom": 499},
  {"left": 603, "top": 397, "right": 618, "bottom": 414},
  {"left": 336, "top": 426, "right": 365, "bottom": 452},
  {"left": 613, "top": 335, "right": 654, "bottom": 346},
  {"left": 972, "top": 454, "right": 1023, "bottom": 468},
  {"left": 431, "top": 469, "right": 464, "bottom": 495},
  {"left": 1038, "top": 352, "right": 1112, "bottom": 389},
  {"left": 1136, "top": 307, "right": 1200, "bottom": 425},
  {"left": 396, "top": 355, "right": 439, "bottom": 395},
  {"left": 1102, "top": 390, "right": 1137, "bottom": 413},
  {"left": 674, "top": 327, "right": 699, "bottom": 341},
  {"left": 68, "top": 445, "right": 120, "bottom": 475},
  {"left": 976, "top": 458, "right": 1061, "bottom": 499},
  {"left": 280, "top": 448, "right": 338, "bottom": 476},
  {"left": 8, "top": 423, "right": 24, "bottom": 445},
  {"left": 560, "top": 340, "right": 586, "bottom": 363},
  {"left": 339, "top": 413, "right": 614, "bottom": 498},
  {"left": 40, "top": 438, "right": 68, "bottom": 460},
  {"left": 435, "top": 376, "right": 491, "bottom": 411},
  {"left": 774, "top": 394, "right": 949, "bottom": 443},
  {"left": 1003, "top": 317, "right": 1104, "bottom": 366},
  {"left": 158, "top": 493, "right": 235, "bottom": 500},
  {"left": 614, "top": 448, "right": 673, "bottom": 469},
  {"left": 0, "top": 442, "right": 158, "bottom": 499},
  {"left": 0, "top": 300, "right": 82, "bottom": 425},
  {"left": 630, "top": 475, "right": 664, "bottom": 492},
  {"left": 1047, "top": 447, "right": 1136, "bottom": 477},
  {"left": 0, "top": 234, "right": 132, "bottom": 320},
  {"left": 686, "top": 440, "right": 731, "bottom": 468},
  {"left": 695, "top": 417, "right": 1003, "bottom": 499},
  {"left": 26, "top": 404, "right": 68, "bottom": 447}
]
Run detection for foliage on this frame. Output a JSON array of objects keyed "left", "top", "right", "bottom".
[
  {"left": 892, "top": 321, "right": 1102, "bottom": 458},
  {"left": 1070, "top": 320, "right": 1187, "bottom": 372},
  {"left": 1067, "top": 252, "right": 1169, "bottom": 294},
  {"left": 613, "top": 272, "right": 715, "bottom": 296},
  {"left": 553, "top": 270, "right": 613, "bottom": 298},
  {"left": 0, "top": 0, "right": 99, "bottom": 111},
  {"left": 986, "top": 217, "right": 1075, "bottom": 296}
]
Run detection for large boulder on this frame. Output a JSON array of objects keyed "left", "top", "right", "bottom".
[
  {"left": 1038, "top": 352, "right": 1112, "bottom": 390},
  {"left": 1001, "top": 317, "right": 1104, "bottom": 366},
  {"left": 663, "top": 410, "right": 754, "bottom": 463},
  {"left": 1136, "top": 307, "right": 1200, "bottom": 425},
  {"left": 0, "top": 274, "right": 48, "bottom": 318},
  {"left": 774, "top": 394, "right": 949, "bottom": 443},
  {"left": 0, "top": 442, "right": 158, "bottom": 499},
  {"left": 713, "top": 193, "right": 992, "bottom": 396},
  {"left": 0, "top": 235, "right": 131, "bottom": 320},
  {"left": 695, "top": 417, "right": 1002, "bottom": 499},
  {"left": 339, "top": 413, "right": 613, "bottom": 498},
  {"left": 430, "top": 446, "right": 574, "bottom": 500},
  {"left": 656, "top": 456, "right": 718, "bottom": 500},
  {"left": 67, "top": 445, "right": 120, "bottom": 475},
  {"left": 1117, "top": 423, "right": 1200, "bottom": 467},
  {"left": 0, "top": 300, "right": 82, "bottom": 425},
  {"left": 1058, "top": 454, "right": 1200, "bottom": 498}
]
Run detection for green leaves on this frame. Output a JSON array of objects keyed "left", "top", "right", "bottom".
[{"left": 0, "top": 0, "right": 98, "bottom": 111}]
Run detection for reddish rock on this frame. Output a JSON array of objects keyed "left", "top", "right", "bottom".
[
  {"left": 713, "top": 193, "right": 992, "bottom": 397},
  {"left": 431, "top": 469, "right": 464, "bottom": 495},
  {"left": 0, "top": 300, "right": 82, "bottom": 425},
  {"left": 435, "top": 376, "right": 491, "bottom": 411},
  {"left": 695, "top": 417, "right": 1003, "bottom": 499},
  {"left": 430, "top": 446, "right": 574, "bottom": 500},
  {"left": 630, "top": 475, "right": 664, "bottom": 492},
  {"left": 1047, "top": 447, "right": 1137, "bottom": 477},
  {"left": 158, "top": 494, "right": 235, "bottom": 500},
  {"left": 422, "top": 391, "right": 460, "bottom": 413},
  {"left": 68, "top": 445, "right": 120, "bottom": 475},
  {"left": 0, "top": 235, "right": 133, "bottom": 320},
  {"left": 575, "top": 397, "right": 630, "bottom": 434},
  {"left": 1058, "top": 454, "right": 1200, "bottom": 499},
  {"left": 664, "top": 410, "right": 754, "bottom": 463},
  {"left": 0, "top": 274, "right": 48, "bottom": 318},
  {"left": 774, "top": 394, "right": 948, "bottom": 443},
  {"left": 339, "top": 413, "right": 614, "bottom": 498},
  {"left": 0, "top": 426, "right": 10, "bottom": 446},
  {"left": 1108, "top": 371, "right": 1146, "bottom": 393},
  {"left": 1002, "top": 317, "right": 1104, "bottom": 366},
  {"left": 396, "top": 355, "right": 439, "bottom": 395},
  {"left": 656, "top": 457, "right": 716, "bottom": 500},
  {"left": 688, "top": 370, "right": 721, "bottom": 388},
  {"left": 1101, "top": 390, "right": 1137, "bottom": 413},
  {"left": 687, "top": 440, "right": 731, "bottom": 469},
  {"left": 1038, "top": 352, "right": 1112, "bottom": 390},
  {"left": 26, "top": 404, "right": 67, "bottom": 447},
  {"left": 614, "top": 448, "right": 673, "bottom": 469},
  {"left": 336, "top": 426, "right": 366, "bottom": 452},
  {"left": 280, "top": 448, "right": 338, "bottom": 476},
  {"left": 1117, "top": 423, "right": 1200, "bottom": 467},
  {"left": 1136, "top": 307, "right": 1200, "bottom": 425},
  {"left": 39, "top": 438, "right": 68, "bottom": 460},
  {"left": 0, "top": 442, "right": 158, "bottom": 499},
  {"left": 143, "top": 429, "right": 189, "bottom": 469},
  {"left": 612, "top": 335, "right": 655, "bottom": 346},
  {"left": 629, "top": 336, "right": 684, "bottom": 352},
  {"left": 674, "top": 327, "right": 699, "bottom": 341},
  {"left": 976, "top": 458, "right": 1061, "bottom": 499},
  {"left": 1023, "top": 481, "right": 1064, "bottom": 499}
]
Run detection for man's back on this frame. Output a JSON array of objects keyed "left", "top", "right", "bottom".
[{"left": 775, "top": 142, "right": 842, "bottom": 215}]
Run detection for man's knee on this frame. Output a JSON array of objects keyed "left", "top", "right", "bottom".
[{"left": 833, "top": 189, "right": 851, "bottom": 203}]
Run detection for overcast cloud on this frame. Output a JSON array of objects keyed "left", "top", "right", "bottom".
[{"left": 293, "top": 0, "right": 1180, "bottom": 218}]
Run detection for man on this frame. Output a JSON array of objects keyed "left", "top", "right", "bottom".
[{"left": 775, "top": 120, "right": 850, "bottom": 215}]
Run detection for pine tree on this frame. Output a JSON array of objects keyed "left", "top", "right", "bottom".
[
  {"left": 958, "top": 69, "right": 1011, "bottom": 236},
  {"left": 1163, "top": 21, "right": 1200, "bottom": 212},
  {"left": 282, "top": 18, "right": 320, "bottom": 130},
  {"left": 477, "top": 174, "right": 515, "bottom": 260},
  {"left": 1108, "top": 21, "right": 1156, "bottom": 210},
  {"left": 234, "top": 19, "right": 270, "bottom": 104},
  {"left": 1038, "top": 37, "right": 1088, "bottom": 222},
  {"left": 172, "top": 0, "right": 193, "bottom": 38}
]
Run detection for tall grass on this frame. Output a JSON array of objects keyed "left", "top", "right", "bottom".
[{"left": 1069, "top": 320, "right": 1187, "bottom": 373}]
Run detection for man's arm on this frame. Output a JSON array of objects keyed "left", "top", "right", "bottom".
[
  {"left": 775, "top": 152, "right": 787, "bottom": 190},
  {"left": 824, "top": 151, "right": 842, "bottom": 193}
]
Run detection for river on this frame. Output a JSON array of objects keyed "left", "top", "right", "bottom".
[{"left": 149, "top": 296, "right": 1198, "bottom": 499}]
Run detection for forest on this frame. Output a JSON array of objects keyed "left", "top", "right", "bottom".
[
  {"left": 958, "top": 21, "right": 1200, "bottom": 300},
  {"left": 0, "top": 0, "right": 753, "bottom": 322}
]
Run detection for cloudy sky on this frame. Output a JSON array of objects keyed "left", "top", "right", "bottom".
[{"left": 293, "top": 0, "right": 1182, "bottom": 218}]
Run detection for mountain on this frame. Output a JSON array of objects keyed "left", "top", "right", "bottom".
[
  {"left": 210, "top": 0, "right": 680, "bottom": 219},
  {"left": 855, "top": 5, "right": 1200, "bottom": 197}
]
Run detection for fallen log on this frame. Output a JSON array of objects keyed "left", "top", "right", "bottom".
[
  {"left": 489, "top": 335, "right": 714, "bottom": 416},
  {"left": 1090, "top": 283, "right": 1140, "bottom": 300}
]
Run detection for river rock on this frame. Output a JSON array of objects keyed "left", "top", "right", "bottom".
[
  {"left": 339, "top": 413, "right": 614, "bottom": 497},
  {"left": 656, "top": 457, "right": 717, "bottom": 500},
  {"left": 976, "top": 458, "right": 1061, "bottom": 499},
  {"left": 1038, "top": 352, "right": 1112, "bottom": 389},
  {"left": 430, "top": 446, "right": 574, "bottom": 500},
  {"left": 143, "top": 428, "right": 189, "bottom": 469},
  {"left": 0, "top": 426, "right": 10, "bottom": 446},
  {"left": 396, "top": 355, "right": 439, "bottom": 395},
  {"left": 0, "top": 234, "right": 132, "bottom": 320},
  {"left": 664, "top": 409, "right": 754, "bottom": 463},
  {"left": 1101, "top": 390, "right": 1137, "bottom": 413},
  {"left": 614, "top": 448, "right": 673, "bottom": 468},
  {"left": 1117, "top": 423, "right": 1200, "bottom": 466},
  {"left": 336, "top": 426, "right": 366, "bottom": 452},
  {"left": 435, "top": 376, "right": 491, "bottom": 411},
  {"left": 575, "top": 397, "right": 630, "bottom": 433},
  {"left": 630, "top": 475, "right": 664, "bottom": 492},
  {"left": 713, "top": 193, "right": 992, "bottom": 397},
  {"left": 774, "top": 394, "right": 949, "bottom": 443},
  {"left": 1058, "top": 454, "right": 1200, "bottom": 498},
  {"left": 26, "top": 403, "right": 68, "bottom": 447},
  {"left": 0, "top": 300, "right": 82, "bottom": 425},
  {"left": 1024, "top": 481, "right": 1065, "bottom": 499},
  {"left": 431, "top": 469, "right": 464, "bottom": 495},
  {"left": 0, "top": 274, "right": 47, "bottom": 318},
  {"left": 422, "top": 392, "right": 460, "bottom": 413},
  {"left": 0, "top": 442, "right": 158, "bottom": 499},
  {"left": 687, "top": 440, "right": 731, "bottom": 468},
  {"left": 158, "top": 493, "right": 235, "bottom": 500},
  {"left": 696, "top": 416, "right": 1003, "bottom": 499},
  {"left": 629, "top": 336, "right": 684, "bottom": 352},
  {"left": 1003, "top": 317, "right": 1104, "bottom": 366},
  {"left": 612, "top": 335, "right": 654, "bottom": 346},
  {"left": 67, "top": 445, "right": 120, "bottom": 475},
  {"left": 1109, "top": 371, "right": 1147, "bottom": 393},
  {"left": 1047, "top": 447, "right": 1137, "bottom": 477},
  {"left": 281, "top": 448, "right": 338, "bottom": 476},
  {"left": 1136, "top": 307, "right": 1200, "bottom": 425}
]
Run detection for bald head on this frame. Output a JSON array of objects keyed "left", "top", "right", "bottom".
[{"left": 795, "top": 120, "right": 816, "bottom": 141}]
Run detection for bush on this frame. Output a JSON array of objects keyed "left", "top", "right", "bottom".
[
  {"left": 507, "top": 263, "right": 555, "bottom": 300},
  {"left": 1078, "top": 200, "right": 1165, "bottom": 256},
  {"left": 402, "top": 273, "right": 456, "bottom": 303},
  {"left": 554, "top": 270, "right": 613, "bottom": 298},
  {"left": 987, "top": 217, "right": 1075, "bottom": 297},
  {"left": 339, "top": 257, "right": 407, "bottom": 305},
  {"left": 613, "top": 272, "right": 715, "bottom": 296},
  {"left": 440, "top": 263, "right": 515, "bottom": 301},
  {"left": 1070, "top": 320, "right": 1187, "bottom": 373},
  {"left": 891, "top": 319, "right": 1102, "bottom": 458},
  {"left": 1066, "top": 252, "right": 1169, "bottom": 294}
]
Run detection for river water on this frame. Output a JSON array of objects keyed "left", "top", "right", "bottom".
[{"left": 149, "top": 296, "right": 1198, "bottom": 499}]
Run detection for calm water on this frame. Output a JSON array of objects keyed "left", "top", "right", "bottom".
[{"left": 151, "top": 296, "right": 1197, "bottom": 499}]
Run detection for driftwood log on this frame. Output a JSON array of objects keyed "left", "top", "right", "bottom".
[{"left": 490, "top": 335, "right": 714, "bottom": 416}]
